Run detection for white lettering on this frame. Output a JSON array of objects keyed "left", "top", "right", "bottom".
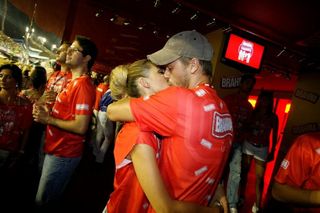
[
  {"left": 200, "top": 139, "right": 212, "bottom": 149},
  {"left": 195, "top": 89, "right": 207, "bottom": 97},
  {"left": 204, "top": 104, "right": 215, "bottom": 112},
  {"left": 194, "top": 166, "right": 208, "bottom": 176},
  {"left": 280, "top": 159, "right": 289, "bottom": 170},
  {"left": 212, "top": 112, "right": 233, "bottom": 138},
  {"left": 76, "top": 104, "right": 89, "bottom": 111}
]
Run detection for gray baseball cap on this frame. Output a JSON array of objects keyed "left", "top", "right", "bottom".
[{"left": 147, "top": 30, "right": 214, "bottom": 65}]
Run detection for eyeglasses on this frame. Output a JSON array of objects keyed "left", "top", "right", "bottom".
[
  {"left": 56, "top": 49, "right": 66, "bottom": 54},
  {"left": 67, "top": 47, "right": 83, "bottom": 54}
]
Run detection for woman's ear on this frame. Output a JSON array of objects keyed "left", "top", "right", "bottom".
[{"left": 138, "top": 77, "right": 150, "bottom": 89}]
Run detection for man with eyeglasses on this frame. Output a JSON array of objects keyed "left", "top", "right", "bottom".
[{"left": 33, "top": 36, "right": 97, "bottom": 210}]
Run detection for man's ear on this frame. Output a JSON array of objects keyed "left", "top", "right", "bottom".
[
  {"left": 83, "top": 55, "right": 91, "bottom": 64},
  {"left": 138, "top": 77, "right": 150, "bottom": 88},
  {"left": 190, "top": 58, "right": 200, "bottom": 74}
]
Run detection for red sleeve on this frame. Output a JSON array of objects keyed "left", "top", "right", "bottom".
[
  {"left": 274, "top": 136, "right": 311, "bottom": 187},
  {"left": 130, "top": 87, "right": 183, "bottom": 136},
  {"left": 73, "top": 78, "right": 96, "bottom": 115},
  {"left": 136, "top": 131, "right": 159, "bottom": 154}
]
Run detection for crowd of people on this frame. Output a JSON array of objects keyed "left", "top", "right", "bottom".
[{"left": 0, "top": 31, "right": 319, "bottom": 213}]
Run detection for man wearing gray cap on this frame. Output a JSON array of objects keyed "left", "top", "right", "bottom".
[{"left": 107, "top": 30, "right": 232, "bottom": 212}]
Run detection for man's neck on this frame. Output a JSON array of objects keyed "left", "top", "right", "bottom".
[
  {"left": 189, "top": 75, "right": 210, "bottom": 89},
  {"left": 71, "top": 66, "right": 88, "bottom": 80},
  {"left": 60, "top": 64, "right": 69, "bottom": 72}
]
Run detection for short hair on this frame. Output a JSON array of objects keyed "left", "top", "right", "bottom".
[
  {"left": 30, "top": 66, "right": 47, "bottom": 90},
  {"left": 0, "top": 63, "right": 23, "bottom": 90},
  {"left": 179, "top": 56, "right": 213, "bottom": 77},
  {"left": 254, "top": 90, "right": 274, "bottom": 115},
  {"left": 61, "top": 40, "right": 71, "bottom": 46},
  {"left": 75, "top": 36, "right": 98, "bottom": 70}
]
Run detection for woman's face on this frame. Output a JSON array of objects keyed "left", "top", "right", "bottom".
[
  {"left": 145, "top": 64, "right": 169, "bottom": 95},
  {"left": 0, "top": 69, "right": 17, "bottom": 90}
]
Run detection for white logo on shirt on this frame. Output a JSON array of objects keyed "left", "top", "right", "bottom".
[
  {"left": 204, "top": 104, "right": 216, "bottom": 112},
  {"left": 280, "top": 159, "right": 289, "bottom": 170},
  {"left": 194, "top": 166, "right": 208, "bottom": 176},
  {"left": 316, "top": 148, "right": 320, "bottom": 155},
  {"left": 195, "top": 89, "right": 207, "bottom": 97},
  {"left": 200, "top": 138, "right": 213, "bottom": 149},
  {"left": 206, "top": 177, "right": 215, "bottom": 185},
  {"left": 76, "top": 104, "right": 89, "bottom": 111},
  {"left": 212, "top": 112, "right": 233, "bottom": 138}
]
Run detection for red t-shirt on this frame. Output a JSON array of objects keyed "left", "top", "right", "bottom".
[
  {"left": 46, "top": 70, "right": 72, "bottom": 93},
  {"left": 274, "top": 132, "right": 320, "bottom": 212},
  {"left": 0, "top": 99, "right": 33, "bottom": 152},
  {"left": 107, "top": 122, "right": 160, "bottom": 213},
  {"left": 44, "top": 75, "right": 95, "bottom": 157},
  {"left": 130, "top": 85, "right": 233, "bottom": 208},
  {"left": 94, "top": 83, "right": 109, "bottom": 110},
  {"left": 224, "top": 93, "right": 253, "bottom": 144}
]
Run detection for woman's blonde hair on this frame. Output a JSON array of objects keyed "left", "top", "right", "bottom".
[
  {"left": 109, "top": 64, "right": 129, "bottom": 100},
  {"left": 109, "top": 59, "right": 156, "bottom": 99},
  {"left": 126, "top": 59, "right": 154, "bottom": 98}
]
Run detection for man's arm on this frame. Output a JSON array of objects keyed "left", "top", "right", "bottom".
[
  {"left": 33, "top": 103, "right": 91, "bottom": 135},
  {"left": 272, "top": 181, "right": 320, "bottom": 206},
  {"left": 106, "top": 97, "right": 134, "bottom": 122},
  {"left": 131, "top": 144, "right": 220, "bottom": 213}
]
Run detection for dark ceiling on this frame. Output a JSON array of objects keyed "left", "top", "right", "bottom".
[{"left": 6, "top": 0, "right": 320, "bottom": 74}]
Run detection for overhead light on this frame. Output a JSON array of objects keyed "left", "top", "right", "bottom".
[
  {"left": 138, "top": 26, "right": 144, "bottom": 30},
  {"left": 171, "top": 4, "right": 181, "bottom": 14},
  {"left": 51, "top": 44, "right": 57, "bottom": 50},
  {"left": 123, "top": 21, "right": 130, "bottom": 26},
  {"left": 154, "top": 0, "right": 160, "bottom": 8},
  {"left": 95, "top": 10, "right": 103, "bottom": 17},
  {"left": 190, "top": 11, "right": 199, "bottom": 21},
  {"left": 206, "top": 18, "right": 216, "bottom": 27},
  {"left": 38, "top": 36, "right": 47, "bottom": 45},
  {"left": 276, "top": 47, "right": 286, "bottom": 57}
]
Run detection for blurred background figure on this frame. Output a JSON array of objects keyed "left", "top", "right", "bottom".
[
  {"left": 0, "top": 63, "right": 33, "bottom": 169},
  {"left": 223, "top": 74, "right": 256, "bottom": 213},
  {"left": 20, "top": 66, "right": 47, "bottom": 103},
  {"left": 240, "top": 90, "right": 279, "bottom": 213},
  {"left": 0, "top": 64, "right": 33, "bottom": 208},
  {"left": 271, "top": 131, "right": 320, "bottom": 213}
]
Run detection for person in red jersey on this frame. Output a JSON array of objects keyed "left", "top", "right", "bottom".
[
  {"left": 44, "top": 41, "right": 72, "bottom": 108},
  {"left": 271, "top": 132, "right": 320, "bottom": 212},
  {"left": 240, "top": 90, "right": 279, "bottom": 213},
  {"left": 107, "top": 30, "right": 233, "bottom": 212},
  {"left": 223, "top": 74, "right": 256, "bottom": 213},
  {"left": 94, "top": 74, "right": 109, "bottom": 113},
  {"left": 32, "top": 36, "right": 97, "bottom": 209},
  {"left": 91, "top": 74, "right": 111, "bottom": 163},
  {"left": 105, "top": 60, "right": 164, "bottom": 213},
  {"left": 105, "top": 59, "right": 223, "bottom": 213},
  {"left": 0, "top": 64, "right": 33, "bottom": 168}
]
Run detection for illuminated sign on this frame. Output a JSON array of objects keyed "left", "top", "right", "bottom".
[
  {"left": 224, "top": 34, "right": 265, "bottom": 69},
  {"left": 221, "top": 33, "right": 265, "bottom": 73}
]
